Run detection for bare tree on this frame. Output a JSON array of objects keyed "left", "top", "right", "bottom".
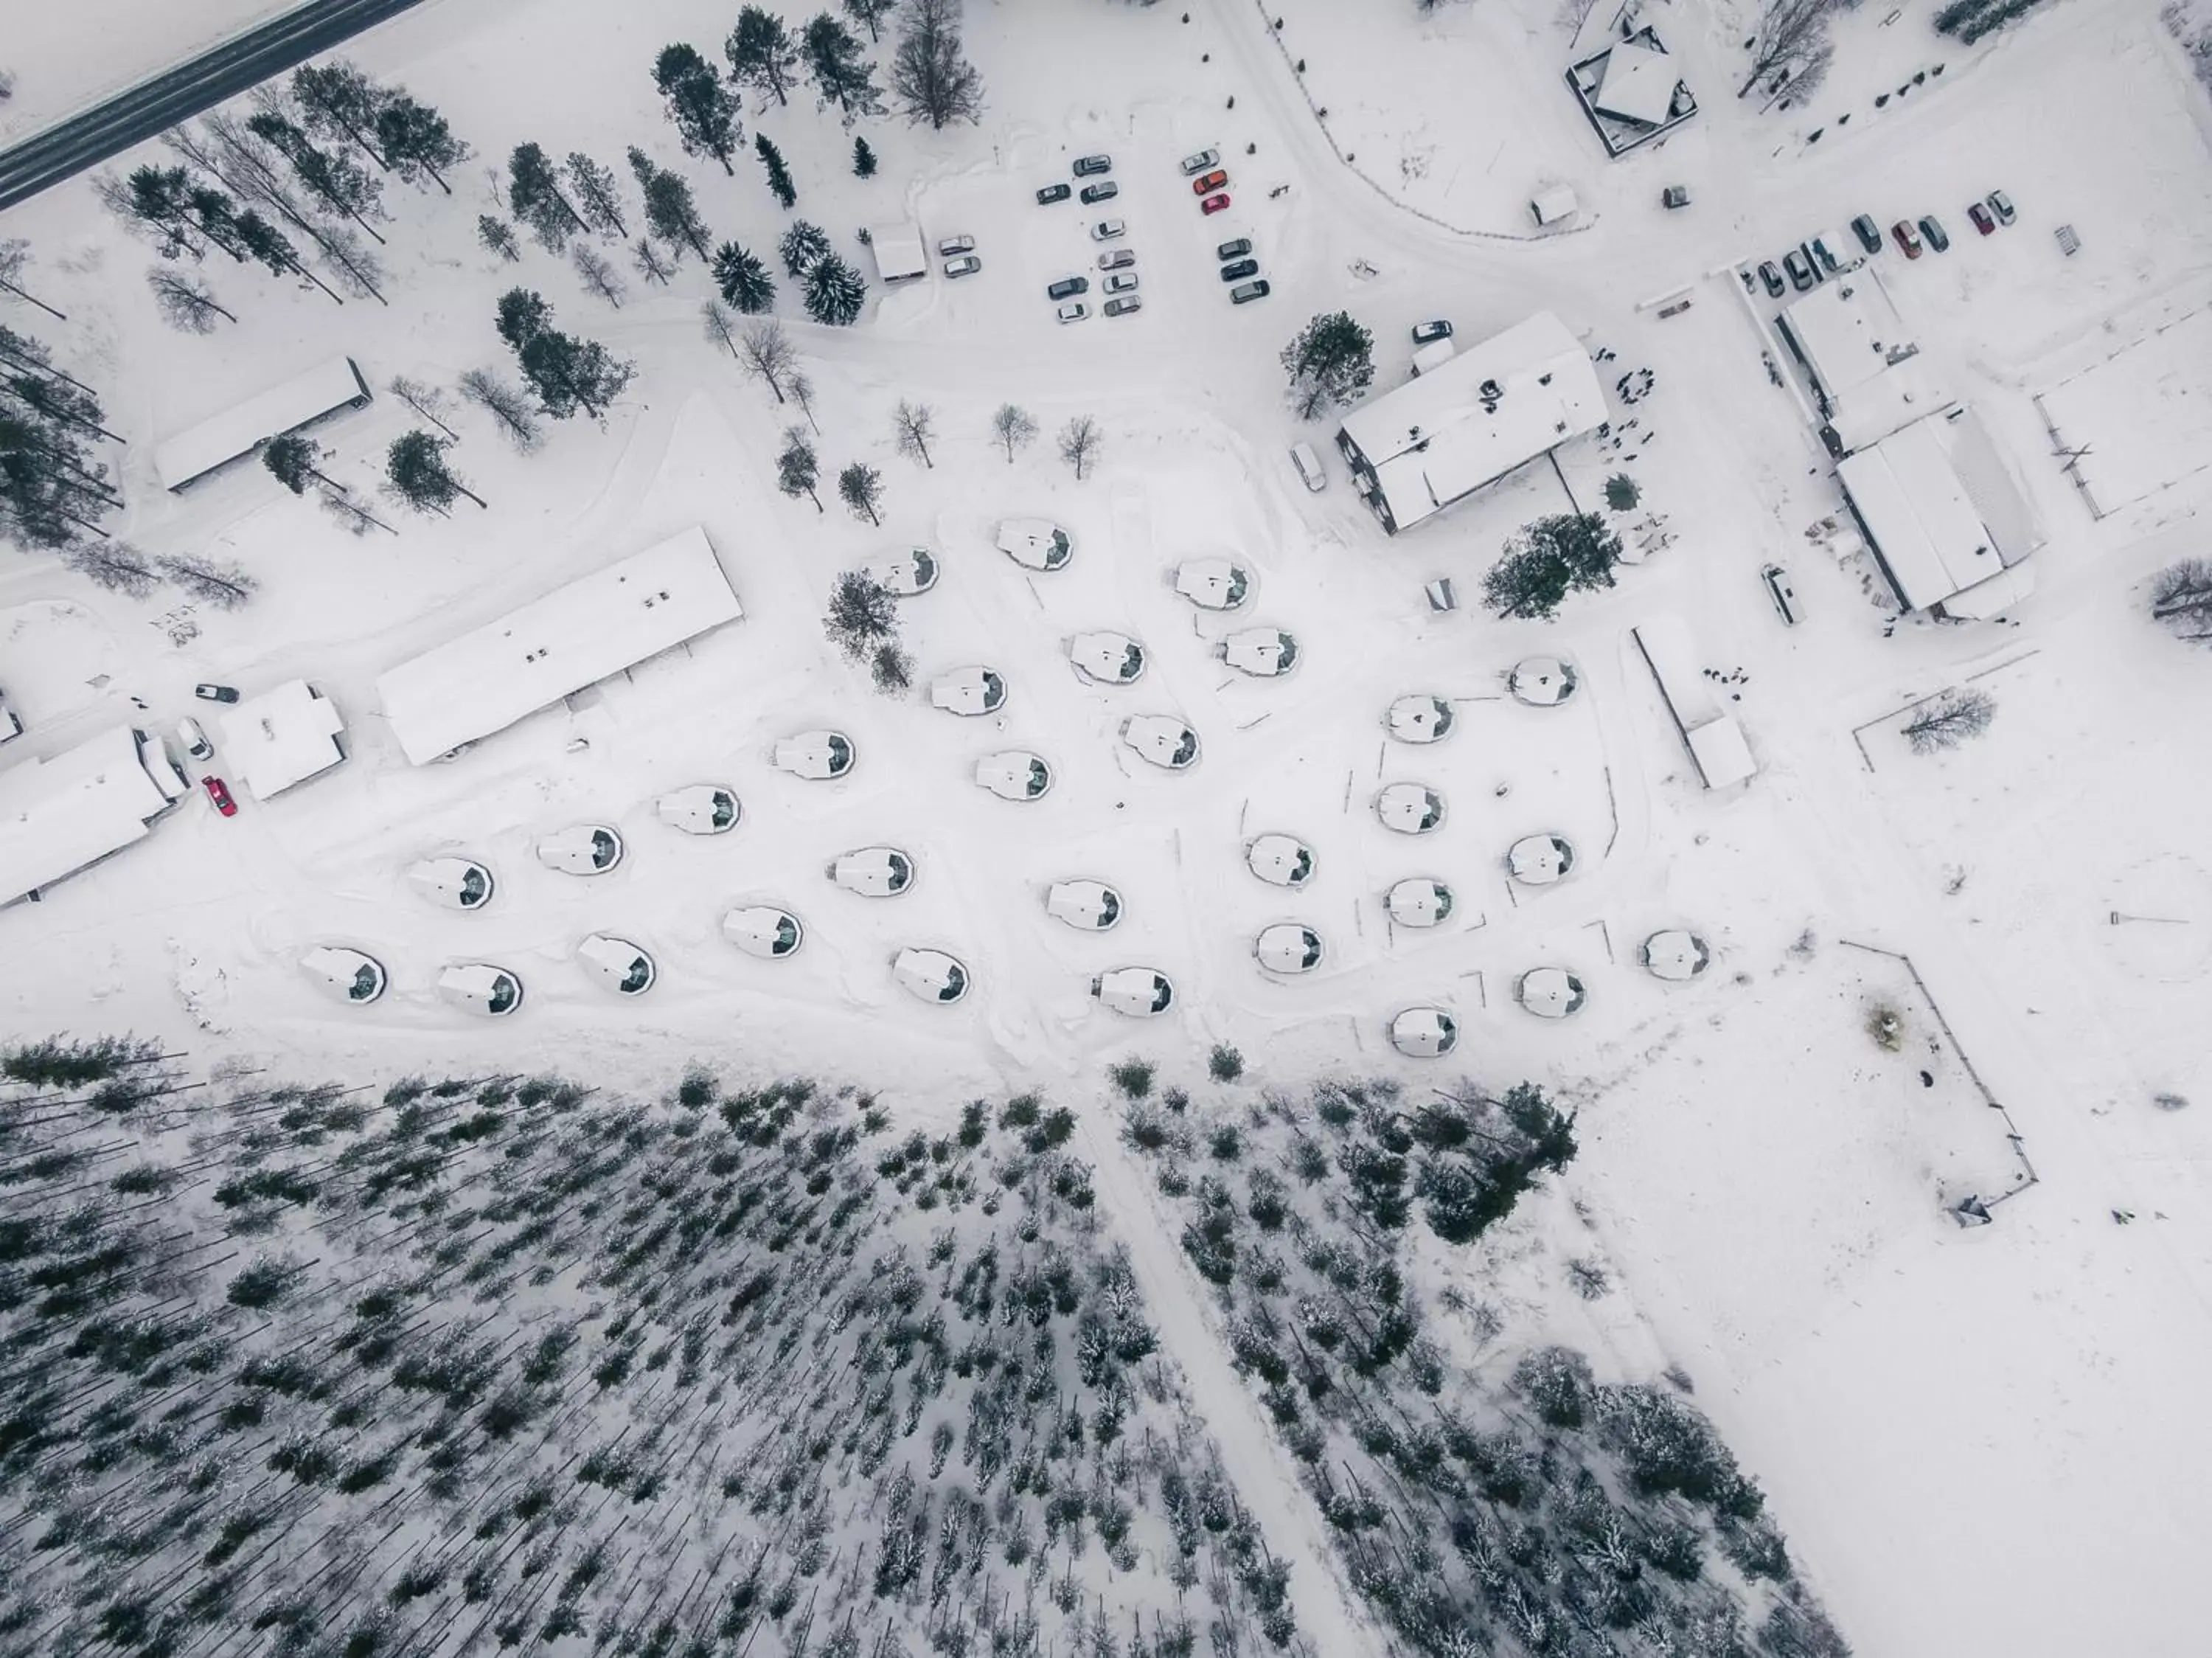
[
  {"left": 738, "top": 318, "right": 796, "bottom": 403},
  {"left": 1057, "top": 414, "right": 1101, "bottom": 481},
  {"left": 2151, "top": 557, "right": 2212, "bottom": 644},
  {"left": 478, "top": 215, "right": 522, "bottom": 262},
  {"left": 789, "top": 372, "right": 819, "bottom": 435},
  {"left": 156, "top": 551, "right": 257, "bottom": 609},
  {"left": 571, "top": 242, "right": 626, "bottom": 308},
  {"left": 892, "top": 400, "right": 936, "bottom": 468},
  {"left": 145, "top": 267, "right": 236, "bottom": 332},
  {"left": 990, "top": 403, "right": 1037, "bottom": 463},
  {"left": 61, "top": 542, "right": 161, "bottom": 597},
  {"left": 319, "top": 484, "right": 396, "bottom": 535},
  {"left": 871, "top": 640, "right": 914, "bottom": 693},
  {"left": 1739, "top": 0, "right": 1838, "bottom": 99},
  {"left": 459, "top": 367, "right": 544, "bottom": 453},
  {"left": 890, "top": 0, "right": 985, "bottom": 130},
  {"left": 387, "top": 374, "right": 459, "bottom": 442},
  {"left": 564, "top": 151, "right": 629, "bottom": 237},
  {"left": 700, "top": 299, "right": 742, "bottom": 364},
  {"left": 1, "top": 237, "right": 67, "bottom": 319},
  {"left": 632, "top": 237, "right": 675, "bottom": 285},
  {"left": 1902, "top": 688, "right": 1996, "bottom": 754}
]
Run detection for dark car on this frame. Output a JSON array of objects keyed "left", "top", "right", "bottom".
[
  {"left": 1851, "top": 215, "right": 1882, "bottom": 254},
  {"left": 1919, "top": 215, "right": 1950, "bottom": 253},
  {"left": 194, "top": 683, "right": 241, "bottom": 703},
  {"left": 1987, "top": 189, "right": 2015, "bottom": 226},
  {"left": 1037, "top": 183, "right": 1071, "bottom": 205},
  {"left": 202, "top": 775, "right": 237, "bottom": 817},
  {"left": 1411, "top": 319, "right": 1453, "bottom": 344},
  {"left": 1782, "top": 249, "right": 1817, "bottom": 291},
  {"left": 1104, "top": 295, "right": 1141, "bottom": 317},
  {"left": 1073, "top": 154, "right": 1112, "bottom": 176},
  {"left": 1219, "top": 258, "right": 1259, "bottom": 282},
  {"left": 1967, "top": 201, "right": 1995, "bottom": 236},
  {"left": 1892, "top": 220, "right": 1923, "bottom": 258},
  {"left": 1229, "top": 280, "right": 1270, "bottom": 304},
  {"left": 1079, "top": 181, "right": 1118, "bottom": 205},
  {"left": 1757, "top": 260, "right": 1786, "bottom": 297},
  {"left": 1215, "top": 237, "right": 1252, "bottom": 261},
  {"left": 1046, "top": 277, "right": 1089, "bottom": 300}
]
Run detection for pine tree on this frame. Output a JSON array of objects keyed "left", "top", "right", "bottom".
[
  {"left": 825, "top": 569, "right": 897, "bottom": 653},
  {"left": 289, "top": 62, "right": 390, "bottom": 167},
  {"left": 777, "top": 426, "right": 821, "bottom": 510},
  {"left": 563, "top": 153, "right": 628, "bottom": 237},
  {"left": 1280, "top": 311, "right": 1374, "bottom": 420},
  {"left": 838, "top": 460, "right": 883, "bottom": 524},
  {"left": 245, "top": 110, "right": 386, "bottom": 243},
  {"left": 889, "top": 0, "right": 984, "bottom": 131},
  {"left": 713, "top": 241, "right": 776, "bottom": 313},
  {"left": 778, "top": 219, "right": 831, "bottom": 277},
  {"left": 852, "top": 136, "right": 877, "bottom": 178},
  {"left": 494, "top": 288, "right": 636, "bottom": 420},
  {"left": 726, "top": 7, "right": 801, "bottom": 106},
  {"left": 387, "top": 430, "right": 486, "bottom": 513},
  {"left": 803, "top": 13, "right": 886, "bottom": 119},
  {"left": 803, "top": 251, "right": 866, "bottom": 325},
  {"left": 508, "top": 142, "right": 590, "bottom": 250},
  {"left": 261, "top": 434, "right": 327, "bottom": 494},
  {"left": 628, "top": 150, "right": 713, "bottom": 260},
  {"left": 844, "top": 0, "right": 897, "bottom": 44},
  {"left": 1479, "top": 513, "right": 1622, "bottom": 620},
  {"left": 373, "top": 94, "right": 469, "bottom": 192},
  {"left": 476, "top": 215, "right": 521, "bottom": 262},
  {"left": 652, "top": 44, "right": 742, "bottom": 173},
  {"left": 1, "top": 329, "right": 119, "bottom": 551},
  {"left": 755, "top": 133, "right": 798, "bottom": 209},
  {"left": 0, "top": 237, "right": 68, "bottom": 320}
]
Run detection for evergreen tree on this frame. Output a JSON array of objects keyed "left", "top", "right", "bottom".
[
  {"left": 852, "top": 136, "right": 877, "bottom": 178},
  {"left": 2151, "top": 557, "right": 2212, "bottom": 645},
  {"left": 476, "top": 215, "right": 521, "bottom": 262},
  {"left": 825, "top": 569, "right": 898, "bottom": 653},
  {"left": 245, "top": 110, "right": 386, "bottom": 243},
  {"left": 289, "top": 62, "right": 390, "bottom": 167},
  {"left": 494, "top": 288, "right": 635, "bottom": 420},
  {"left": 778, "top": 219, "right": 831, "bottom": 277},
  {"left": 726, "top": 7, "right": 801, "bottom": 106},
  {"left": 387, "top": 430, "right": 486, "bottom": 513},
  {"left": 373, "top": 94, "right": 469, "bottom": 193},
  {"left": 652, "top": 44, "right": 742, "bottom": 173},
  {"left": 777, "top": 426, "right": 821, "bottom": 510},
  {"left": 844, "top": 0, "right": 897, "bottom": 44},
  {"left": 803, "top": 13, "right": 886, "bottom": 119},
  {"left": 1479, "top": 513, "right": 1622, "bottom": 620},
  {"left": 628, "top": 150, "right": 713, "bottom": 260},
  {"left": 889, "top": 0, "right": 984, "bottom": 131},
  {"left": 713, "top": 241, "right": 776, "bottom": 313},
  {"left": 508, "top": 142, "right": 590, "bottom": 250},
  {"left": 803, "top": 250, "right": 866, "bottom": 325},
  {"left": 838, "top": 460, "right": 883, "bottom": 524},
  {"left": 564, "top": 153, "right": 628, "bottom": 237},
  {"left": 755, "top": 133, "right": 797, "bottom": 209},
  {"left": 1, "top": 330, "right": 119, "bottom": 551},
  {"left": 261, "top": 434, "right": 324, "bottom": 494},
  {"left": 1279, "top": 311, "right": 1374, "bottom": 420}
]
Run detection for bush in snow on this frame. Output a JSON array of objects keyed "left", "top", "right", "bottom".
[{"left": 2150, "top": 556, "right": 2212, "bottom": 645}]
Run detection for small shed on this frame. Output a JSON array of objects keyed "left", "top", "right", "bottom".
[
  {"left": 220, "top": 681, "right": 346, "bottom": 801},
  {"left": 867, "top": 223, "right": 928, "bottom": 282},
  {"left": 1529, "top": 186, "right": 1581, "bottom": 227}
]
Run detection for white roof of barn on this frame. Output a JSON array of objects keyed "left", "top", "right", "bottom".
[
  {"left": 1781, "top": 271, "right": 1950, "bottom": 445},
  {"left": 376, "top": 527, "right": 742, "bottom": 765},
  {"left": 1593, "top": 39, "right": 1683, "bottom": 126},
  {"left": 218, "top": 680, "right": 346, "bottom": 801},
  {"left": 0, "top": 725, "right": 173, "bottom": 905},
  {"left": 1340, "top": 313, "right": 1604, "bottom": 531},
  {"left": 154, "top": 356, "right": 369, "bottom": 490},
  {"left": 1686, "top": 715, "right": 1757, "bottom": 788},
  {"left": 869, "top": 223, "right": 928, "bottom": 281},
  {"left": 1837, "top": 420, "right": 2007, "bottom": 611}
]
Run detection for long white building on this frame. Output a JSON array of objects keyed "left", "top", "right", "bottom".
[
  {"left": 154, "top": 356, "right": 373, "bottom": 492},
  {"left": 1835, "top": 406, "right": 2044, "bottom": 619},
  {"left": 375, "top": 527, "right": 743, "bottom": 765},
  {"left": 0, "top": 726, "right": 188, "bottom": 907},
  {"left": 1336, "top": 312, "right": 1604, "bottom": 534},
  {"left": 1631, "top": 616, "right": 1757, "bottom": 789}
]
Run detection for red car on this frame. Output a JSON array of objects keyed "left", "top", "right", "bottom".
[
  {"left": 1891, "top": 219, "right": 1923, "bottom": 259},
  {"left": 1192, "top": 169, "right": 1228, "bottom": 195},
  {"left": 1966, "top": 201, "right": 1995, "bottom": 236},
  {"left": 202, "top": 775, "right": 237, "bottom": 816},
  {"left": 1200, "top": 192, "right": 1231, "bottom": 216}
]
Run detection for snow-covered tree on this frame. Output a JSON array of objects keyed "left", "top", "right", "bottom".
[
  {"left": 804, "top": 13, "right": 885, "bottom": 119},
  {"left": 0, "top": 237, "right": 66, "bottom": 319},
  {"left": 1739, "top": 0, "right": 1839, "bottom": 100},
  {"left": 726, "top": 7, "right": 801, "bottom": 105},
  {"left": 373, "top": 93, "right": 469, "bottom": 192},
  {"left": 145, "top": 267, "right": 235, "bottom": 332},
  {"left": 631, "top": 237, "right": 675, "bottom": 285},
  {"left": 1480, "top": 513, "right": 1621, "bottom": 620},
  {"left": 852, "top": 136, "right": 878, "bottom": 178},
  {"left": 507, "top": 142, "right": 589, "bottom": 249},
  {"left": 2151, "top": 557, "right": 2212, "bottom": 645},
  {"left": 388, "top": 373, "right": 459, "bottom": 440},
  {"left": 157, "top": 550, "right": 257, "bottom": 608},
  {"left": 737, "top": 318, "right": 796, "bottom": 401},
  {"left": 825, "top": 569, "right": 898, "bottom": 656},
  {"left": 459, "top": 368, "right": 544, "bottom": 452},
  {"left": 844, "top": 0, "right": 897, "bottom": 43},
  {"left": 804, "top": 252, "right": 867, "bottom": 325},
  {"left": 779, "top": 218, "right": 831, "bottom": 277},
  {"left": 495, "top": 288, "right": 635, "bottom": 420},
  {"left": 1281, "top": 311, "right": 1374, "bottom": 420},
  {"left": 653, "top": 44, "right": 742, "bottom": 173},
  {"left": 476, "top": 214, "right": 521, "bottom": 262},
  {"left": 571, "top": 242, "right": 626, "bottom": 308},
  {"left": 1058, "top": 414, "right": 1101, "bottom": 480},
  {"left": 290, "top": 62, "right": 389, "bottom": 166},
  {"left": 386, "top": 429, "right": 486, "bottom": 513},
  {"left": 246, "top": 109, "right": 386, "bottom": 243},
  {"left": 714, "top": 240, "right": 776, "bottom": 312},
  {"left": 838, "top": 460, "right": 884, "bottom": 525},
  {"left": 755, "top": 133, "right": 798, "bottom": 208},
  {"left": 890, "top": 0, "right": 984, "bottom": 129},
  {"left": 628, "top": 150, "right": 713, "bottom": 260}
]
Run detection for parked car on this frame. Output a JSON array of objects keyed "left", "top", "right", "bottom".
[
  {"left": 1219, "top": 258, "right": 1258, "bottom": 282},
  {"left": 937, "top": 234, "right": 974, "bottom": 257},
  {"left": 1757, "top": 260, "right": 1786, "bottom": 297},
  {"left": 1216, "top": 237, "right": 1252, "bottom": 260},
  {"left": 1179, "top": 148, "right": 1220, "bottom": 176},
  {"left": 2056, "top": 223, "right": 2080, "bottom": 256},
  {"left": 1761, "top": 562, "right": 1799, "bottom": 624},
  {"left": 1056, "top": 299, "right": 1089, "bottom": 324},
  {"left": 943, "top": 254, "right": 981, "bottom": 278},
  {"left": 177, "top": 716, "right": 213, "bottom": 760},
  {"left": 1411, "top": 319, "right": 1453, "bottom": 344},
  {"left": 1782, "top": 248, "right": 1817, "bottom": 290},
  {"left": 1192, "top": 169, "right": 1228, "bottom": 194},
  {"left": 1229, "top": 279, "right": 1270, "bottom": 303},
  {"left": 1289, "top": 440, "right": 1326, "bottom": 492},
  {"left": 1200, "top": 192, "right": 1231, "bottom": 216},
  {"left": 1851, "top": 214, "right": 1883, "bottom": 254},
  {"left": 1987, "top": 189, "right": 2015, "bottom": 226},
  {"left": 1090, "top": 218, "right": 1125, "bottom": 241},
  {"left": 194, "top": 683, "right": 240, "bottom": 703},
  {"left": 1074, "top": 153, "right": 1112, "bottom": 176},
  {"left": 1098, "top": 247, "right": 1135, "bottom": 271},
  {"left": 1104, "top": 295, "right": 1142, "bottom": 317},
  {"left": 1037, "top": 183, "right": 1071, "bottom": 205},
  {"left": 1104, "top": 272, "right": 1138, "bottom": 296},
  {"left": 1891, "top": 219, "right": 1924, "bottom": 258},
  {"left": 1919, "top": 215, "right": 1950, "bottom": 253},
  {"left": 1046, "top": 276, "right": 1088, "bottom": 300},
  {"left": 1967, "top": 201, "right": 1995, "bottom": 236},
  {"left": 201, "top": 774, "right": 237, "bottom": 816},
  {"left": 1079, "top": 181, "right": 1118, "bottom": 205}
]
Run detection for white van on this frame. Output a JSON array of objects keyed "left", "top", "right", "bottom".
[{"left": 1289, "top": 441, "right": 1326, "bottom": 493}]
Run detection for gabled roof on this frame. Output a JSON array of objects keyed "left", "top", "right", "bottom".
[
  {"left": 868, "top": 223, "right": 928, "bottom": 280},
  {"left": 1837, "top": 419, "right": 2006, "bottom": 611},
  {"left": 0, "top": 726, "right": 173, "bottom": 905},
  {"left": 219, "top": 680, "right": 346, "bottom": 801},
  {"left": 1593, "top": 39, "right": 1682, "bottom": 126},
  {"left": 154, "top": 356, "right": 369, "bottom": 490}
]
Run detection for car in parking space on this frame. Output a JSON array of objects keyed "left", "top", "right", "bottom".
[
  {"left": 1229, "top": 280, "right": 1270, "bottom": 304},
  {"left": 937, "top": 234, "right": 974, "bottom": 257},
  {"left": 1782, "top": 248, "right": 1817, "bottom": 290},
  {"left": 202, "top": 775, "right": 237, "bottom": 817},
  {"left": 1037, "top": 183, "right": 1071, "bottom": 205},
  {"left": 1192, "top": 169, "right": 1228, "bottom": 194},
  {"left": 1761, "top": 562, "right": 1799, "bottom": 624},
  {"left": 1090, "top": 218, "right": 1125, "bottom": 241},
  {"left": 1757, "top": 260, "right": 1786, "bottom": 297},
  {"left": 1180, "top": 148, "right": 1220, "bottom": 175},
  {"left": 1046, "top": 276, "right": 1089, "bottom": 300},
  {"left": 195, "top": 683, "right": 240, "bottom": 703},
  {"left": 1074, "top": 153, "right": 1112, "bottom": 176},
  {"left": 1057, "top": 301, "right": 1090, "bottom": 323},
  {"left": 1919, "top": 214, "right": 1950, "bottom": 253},
  {"left": 1200, "top": 192, "right": 1231, "bottom": 216},
  {"left": 1098, "top": 247, "right": 1135, "bottom": 271},
  {"left": 943, "top": 254, "right": 981, "bottom": 278},
  {"left": 1104, "top": 272, "right": 1138, "bottom": 295},
  {"left": 1967, "top": 201, "right": 1995, "bottom": 235},
  {"left": 1219, "top": 258, "right": 1259, "bottom": 282},
  {"left": 1215, "top": 237, "right": 1253, "bottom": 261},
  {"left": 1411, "top": 319, "right": 1453, "bottom": 344},
  {"left": 1987, "top": 189, "right": 2015, "bottom": 226},
  {"left": 1851, "top": 214, "right": 1883, "bottom": 255},
  {"left": 1079, "top": 181, "right": 1118, "bottom": 205},
  {"left": 1891, "top": 219, "right": 1924, "bottom": 258},
  {"left": 177, "top": 716, "right": 213, "bottom": 760},
  {"left": 1104, "top": 295, "right": 1141, "bottom": 318},
  {"left": 1290, "top": 440, "right": 1326, "bottom": 491}
]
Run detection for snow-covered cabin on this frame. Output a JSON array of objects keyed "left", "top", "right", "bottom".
[
  {"left": 1047, "top": 879, "right": 1121, "bottom": 929},
  {"left": 0, "top": 726, "right": 183, "bottom": 906},
  {"left": 578, "top": 933, "right": 655, "bottom": 995},
  {"left": 1386, "top": 696, "right": 1455, "bottom": 743},
  {"left": 218, "top": 680, "right": 346, "bottom": 801},
  {"left": 1385, "top": 878, "right": 1453, "bottom": 927},
  {"left": 1069, "top": 632, "right": 1146, "bottom": 684},
  {"left": 893, "top": 947, "right": 969, "bottom": 1004},
  {"left": 1509, "top": 657, "right": 1578, "bottom": 707},
  {"left": 1518, "top": 967, "right": 1587, "bottom": 1019},
  {"left": 407, "top": 856, "right": 495, "bottom": 910},
  {"left": 1630, "top": 617, "right": 1757, "bottom": 789},
  {"left": 300, "top": 946, "right": 386, "bottom": 1005},
  {"left": 1092, "top": 966, "right": 1175, "bottom": 1017},
  {"left": 1336, "top": 313, "right": 1604, "bottom": 535},
  {"left": 867, "top": 223, "right": 928, "bottom": 283},
  {"left": 1566, "top": 24, "right": 1698, "bottom": 157},
  {"left": 1643, "top": 930, "right": 1711, "bottom": 981},
  {"left": 656, "top": 784, "right": 740, "bottom": 834},
  {"left": 1254, "top": 924, "right": 1324, "bottom": 975},
  {"left": 1507, "top": 833, "right": 1576, "bottom": 886},
  {"left": 723, "top": 905, "right": 804, "bottom": 959},
  {"left": 1390, "top": 1007, "right": 1458, "bottom": 1058},
  {"left": 439, "top": 962, "right": 524, "bottom": 1016},
  {"left": 1528, "top": 185, "right": 1580, "bottom": 228},
  {"left": 154, "top": 355, "right": 372, "bottom": 491},
  {"left": 1835, "top": 407, "right": 2044, "bottom": 619},
  {"left": 375, "top": 527, "right": 742, "bottom": 765},
  {"left": 1376, "top": 783, "right": 1446, "bottom": 833},
  {"left": 1246, "top": 834, "right": 1316, "bottom": 888}
]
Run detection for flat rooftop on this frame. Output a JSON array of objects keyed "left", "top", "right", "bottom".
[{"left": 0, "top": 726, "right": 174, "bottom": 906}]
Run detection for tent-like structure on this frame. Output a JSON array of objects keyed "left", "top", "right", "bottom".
[
  {"left": 1386, "top": 696, "right": 1455, "bottom": 743},
  {"left": 439, "top": 962, "right": 523, "bottom": 1016},
  {"left": 300, "top": 946, "right": 386, "bottom": 1005},
  {"left": 723, "top": 906, "right": 804, "bottom": 959},
  {"left": 579, "top": 933, "right": 655, "bottom": 995},
  {"left": 1509, "top": 657, "right": 1578, "bottom": 707},
  {"left": 1643, "top": 929, "right": 1711, "bottom": 981},
  {"left": 656, "top": 784, "right": 740, "bottom": 834},
  {"left": 407, "top": 856, "right": 494, "bottom": 910},
  {"left": 1047, "top": 879, "right": 1121, "bottom": 930},
  {"left": 1518, "top": 967, "right": 1587, "bottom": 1019},
  {"left": 1390, "top": 1007, "right": 1458, "bottom": 1058},
  {"left": 1093, "top": 966, "right": 1175, "bottom": 1016},
  {"left": 1386, "top": 878, "right": 1453, "bottom": 928},
  {"left": 1255, "top": 924, "right": 1324, "bottom": 975},
  {"left": 1246, "top": 834, "right": 1315, "bottom": 888},
  {"left": 1377, "top": 783, "right": 1446, "bottom": 834},
  {"left": 1070, "top": 632, "right": 1146, "bottom": 684},
  {"left": 1507, "top": 833, "right": 1576, "bottom": 886},
  {"left": 893, "top": 947, "right": 969, "bottom": 1004}
]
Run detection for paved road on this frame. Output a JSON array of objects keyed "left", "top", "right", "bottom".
[{"left": 0, "top": 0, "right": 430, "bottom": 215}]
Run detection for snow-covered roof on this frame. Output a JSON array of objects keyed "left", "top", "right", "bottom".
[
  {"left": 1686, "top": 716, "right": 1757, "bottom": 789},
  {"left": 868, "top": 223, "right": 928, "bottom": 281},
  {"left": 1632, "top": 617, "right": 1759, "bottom": 787},
  {"left": 376, "top": 527, "right": 742, "bottom": 765},
  {"left": 1780, "top": 271, "right": 1950, "bottom": 445},
  {"left": 1339, "top": 313, "right": 1604, "bottom": 533},
  {"left": 1528, "top": 186, "right": 1580, "bottom": 225},
  {"left": 1837, "top": 420, "right": 2007, "bottom": 612},
  {"left": 0, "top": 725, "right": 175, "bottom": 906},
  {"left": 1593, "top": 39, "right": 1682, "bottom": 126},
  {"left": 218, "top": 679, "right": 346, "bottom": 801},
  {"left": 154, "top": 356, "right": 371, "bottom": 490}
]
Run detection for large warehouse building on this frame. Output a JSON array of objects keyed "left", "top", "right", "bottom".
[
  {"left": 376, "top": 527, "right": 742, "bottom": 765},
  {"left": 1836, "top": 406, "right": 2045, "bottom": 619},
  {"left": 1775, "top": 271, "right": 1950, "bottom": 454},
  {"left": 0, "top": 726, "right": 189, "bottom": 907},
  {"left": 1337, "top": 312, "right": 1604, "bottom": 534}
]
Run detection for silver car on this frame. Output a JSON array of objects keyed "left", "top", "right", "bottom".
[{"left": 1098, "top": 247, "right": 1135, "bottom": 271}]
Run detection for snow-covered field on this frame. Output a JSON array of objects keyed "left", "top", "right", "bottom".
[
  {"left": 0, "top": 0, "right": 296, "bottom": 142},
  {"left": 6, "top": 0, "right": 2212, "bottom": 1650}
]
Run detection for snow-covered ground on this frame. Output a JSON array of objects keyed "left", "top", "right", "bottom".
[
  {"left": 0, "top": 0, "right": 297, "bottom": 142},
  {"left": 5, "top": 0, "right": 2212, "bottom": 1650}
]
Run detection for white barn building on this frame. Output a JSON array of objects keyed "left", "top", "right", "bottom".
[
  {"left": 375, "top": 527, "right": 742, "bottom": 765},
  {"left": 0, "top": 726, "right": 188, "bottom": 906},
  {"left": 1836, "top": 407, "right": 2045, "bottom": 618},
  {"left": 218, "top": 680, "right": 347, "bottom": 801},
  {"left": 1336, "top": 312, "right": 1604, "bottom": 534},
  {"left": 867, "top": 223, "right": 928, "bottom": 283},
  {"left": 1775, "top": 271, "right": 1950, "bottom": 451},
  {"left": 153, "top": 356, "right": 373, "bottom": 491}
]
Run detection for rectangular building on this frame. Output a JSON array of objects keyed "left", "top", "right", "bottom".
[
  {"left": 1631, "top": 616, "right": 1758, "bottom": 789},
  {"left": 1336, "top": 311, "right": 1604, "bottom": 534},
  {"left": 1775, "top": 270, "right": 1951, "bottom": 451},
  {"left": 1836, "top": 407, "right": 2043, "bottom": 617},
  {"left": 154, "top": 356, "right": 373, "bottom": 491},
  {"left": 0, "top": 726, "right": 184, "bottom": 906},
  {"left": 375, "top": 527, "right": 742, "bottom": 765},
  {"left": 219, "top": 680, "right": 347, "bottom": 801}
]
